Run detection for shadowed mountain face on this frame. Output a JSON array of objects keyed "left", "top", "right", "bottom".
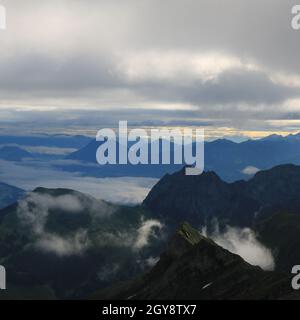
[
  {"left": 256, "top": 209, "right": 300, "bottom": 273},
  {"left": 2, "top": 164, "right": 300, "bottom": 299},
  {"left": 0, "top": 182, "right": 24, "bottom": 209},
  {"left": 143, "top": 164, "right": 300, "bottom": 274},
  {"left": 0, "top": 187, "right": 164, "bottom": 299},
  {"left": 143, "top": 164, "right": 300, "bottom": 229},
  {"left": 92, "top": 223, "right": 298, "bottom": 300}
]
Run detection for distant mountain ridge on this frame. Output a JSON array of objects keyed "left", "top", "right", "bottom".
[
  {"left": 0, "top": 146, "right": 33, "bottom": 161},
  {"left": 0, "top": 134, "right": 91, "bottom": 149},
  {"left": 66, "top": 132, "right": 300, "bottom": 181}
]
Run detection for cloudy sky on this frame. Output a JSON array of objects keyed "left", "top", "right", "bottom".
[{"left": 0, "top": 0, "right": 300, "bottom": 139}]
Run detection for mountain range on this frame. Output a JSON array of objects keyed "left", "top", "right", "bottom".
[
  {"left": 0, "top": 134, "right": 91, "bottom": 149},
  {"left": 0, "top": 134, "right": 92, "bottom": 162},
  {"left": 66, "top": 132, "right": 300, "bottom": 181},
  {"left": 0, "top": 146, "right": 33, "bottom": 161},
  {"left": 1, "top": 164, "right": 300, "bottom": 298},
  {"left": 144, "top": 164, "right": 300, "bottom": 274},
  {"left": 144, "top": 164, "right": 300, "bottom": 229},
  {"left": 92, "top": 222, "right": 299, "bottom": 300}
]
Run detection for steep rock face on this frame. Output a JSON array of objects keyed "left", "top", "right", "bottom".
[
  {"left": 246, "top": 165, "right": 300, "bottom": 204},
  {"left": 254, "top": 198, "right": 300, "bottom": 272},
  {"left": 143, "top": 164, "right": 300, "bottom": 228},
  {"left": 143, "top": 164, "right": 300, "bottom": 274},
  {"left": 92, "top": 223, "right": 297, "bottom": 300}
]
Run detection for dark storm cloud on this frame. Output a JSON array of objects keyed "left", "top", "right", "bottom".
[
  {"left": 1, "top": 52, "right": 297, "bottom": 108},
  {"left": 0, "top": 53, "right": 121, "bottom": 93},
  {"left": 128, "top": 0, "right": 300, "bottom": 73},
  {"left": 133, "top": 68, "right": 299, "bottom": 106}
]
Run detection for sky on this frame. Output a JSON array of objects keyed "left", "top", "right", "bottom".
[{"left": 1, "top": 0, "right": 300, "bottom": 139}]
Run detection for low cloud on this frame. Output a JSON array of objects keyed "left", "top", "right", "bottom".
[
  {"left": 202, "top": 225, "right": 275, "bottom": 271},
  {"left": 97, "top": 263, "right": 120, "bottom": 282},
  {"left": 134, "top": 219, "right": 163, "bottom": 250},
  {"left": 242, "top": 166, "right": 260, "bottom": 175},
  {"left": 23, "top": 146, "right": 77, "bottom": 155},
  {"left": 16, "top": 192, "right": 163, "bottom": 257},
  {"left": 97, "top": 218, "right": 164, "bottom": 251},
  {"left": 33, "top": 193, "right": 83, "bottom": 212},
  {"left": 0, "top": 144, "right": 77, "bottom": 156},
  {"left": 17, "top": 192, "right": 85, "bottom": 235},
  {"left": 136, "top": 256, "right": 160, "bottom": 270},
  {"left": 16, "top": 191, "right": 113, "bottom": 256},
  {"left": 36, "top": 229, "right": 89, "bottom": 257},
  {"left": 0, "top": 159, "right": 157, "bottom": 205}
]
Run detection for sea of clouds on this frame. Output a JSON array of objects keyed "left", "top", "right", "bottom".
[{"left": 201, "top": 224, "right": 275, "bottom": 271}]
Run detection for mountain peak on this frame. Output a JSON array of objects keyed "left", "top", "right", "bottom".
[
  {"left": 93, "top": 220, "right": 297, "bottom": 300},
  {"left": 260, "top": 134, "right": 283, "bottom": 141},
  {"left": 169, "top": 166, "right": 224, "bottom": 182},
  {"left": 166, "top": 222, "right": 217, "bottom": 258},
  {"left": 177, "top": 222, "right": 205, "bottom": 245},
  {"left": 252, "top": 163, "right": 300, "bottom": 179},
  {"left": 144, "top": 164, "right": 300, "bottom": 228}
]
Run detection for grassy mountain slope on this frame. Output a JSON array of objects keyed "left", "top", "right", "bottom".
[{"left": 0, "top": 187, "right": 163, "bottom": 299}]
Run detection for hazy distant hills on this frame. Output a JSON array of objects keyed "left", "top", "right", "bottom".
[
  {"left": 0, "top": 182, "right": 24, "bottom": 209},
  {"left": 65, "top": 139, "right": 184, "bottom": 178},
  {"left": 66, "top": 132, "right": 300, "bottom": 181},
  {"left": 3, "top": 132, "right": 300, "bottom": 182},
  {"left": 0, "top": 146, "right": 33, "bottom": 161},
  {"left": 93, "top": 223, "right": 298, "bottom": 300},
  {"left": 0, "top": 134, "right": 91, "bottom": 149},
  {"left": 0, "top": 134, "right": 92, "bottom": 162}
]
